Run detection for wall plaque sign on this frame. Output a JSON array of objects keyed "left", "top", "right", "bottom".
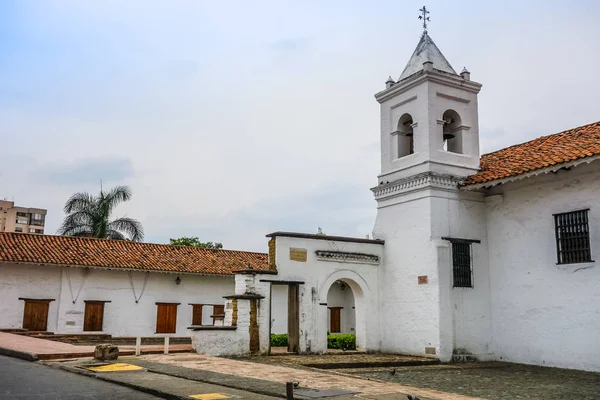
[
  {"left": 418, "top": 275, "right": 428, "bottom": 284},
  {"left": 289, "top": 248, "right": 307, "bottom": 262}
]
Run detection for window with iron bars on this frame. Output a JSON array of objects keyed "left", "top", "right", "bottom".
[
  {"left": 450, "top": 241, "right": 473, "bottom": 288},
  {"left": 554, "top": 209, "right": 593, "bottom": 264}
]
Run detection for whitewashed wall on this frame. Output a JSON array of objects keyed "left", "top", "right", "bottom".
[
  {"left": 272, "top": 236, "right": 382, "bottom": 353},
  {"left": 430, "top": 191, "right": 493, "bottom": 360},
  {"left": 486, "top": 163, "right": 600, "bottom": 372},
  {"left": 0, "top": 263, "right": 235, "bottom": 337},
  {"left": 374, "top": 190, "right": 446, "bottom": 358},
  {"left": 270, "top": 285, "right": 288, "bottom": 334},
  {"left": 0, "top": 264, "right": 62, "bottom": 331}
]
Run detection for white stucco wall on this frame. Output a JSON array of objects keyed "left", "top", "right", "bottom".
[
  {"left": 0, "top": 263, "right": 235, "bottom": 337},
  {"left": 0, "top": 264, "right": 62, "bottom": 331},
  {"left": 271, "top": 236, "right": 382, "bottom": 353},
  {"left": 374, "top": 192, "right": 445, "bottom": 358},
  {"left": 485, "top": 163, "right": 600, "bottom": 372},
  {"left": 270, "top": 285, "right": 288, "bottom": 334},
  {"left": 430, "top": 191, "right": 493, "bottom": 360}
]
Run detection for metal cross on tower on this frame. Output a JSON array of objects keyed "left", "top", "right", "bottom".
[{"left": 418, "top": 6, "right": 430, "bottom": 33}]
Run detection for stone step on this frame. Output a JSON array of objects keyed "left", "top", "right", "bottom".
[
  {"left": 15, "top": 331, "right": 55, "bottom": 336},
  {"left": 43, "top": 334, "right": 112, "bottom": 341},
  {"left": 304, "top": 359, "right": 440, "bottom": 369}
]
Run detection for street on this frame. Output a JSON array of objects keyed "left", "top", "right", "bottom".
[{"left": 0, "top": 355, "right": 161, "bottom": 400}]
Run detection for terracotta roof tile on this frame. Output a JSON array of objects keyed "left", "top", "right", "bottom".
[
  {"left": 464, "top": 121, "right": 600, "bottom": 186},
  {"left": 0, "top": 233, "right": 268, "bottom": 275}
]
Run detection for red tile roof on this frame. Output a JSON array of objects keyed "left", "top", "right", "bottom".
[
  {"left": 464, "top": 121, "right": 600, "bottom": 186},
  {"left": 0, "top": 232, "right": 268, "bottom": 275}
]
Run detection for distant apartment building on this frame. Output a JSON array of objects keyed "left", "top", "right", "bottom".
[{"left": 0, "top": 200, "right": 46, "bottom": 234}]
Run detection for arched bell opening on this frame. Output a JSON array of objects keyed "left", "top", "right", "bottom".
[
  {"left": 442, "top": 109, "right": 463, "bottom": 154},
  {"left": 397, "top": 113, "right": 415, "bottom": 158}
]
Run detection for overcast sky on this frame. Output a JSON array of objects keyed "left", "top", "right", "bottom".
[{"left": 1, "top": 0, "right": 599, "bottom": 252}]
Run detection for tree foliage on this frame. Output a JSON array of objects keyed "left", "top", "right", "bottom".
[
  {"left": 169, "top": 237, "right": 223, "bottom": 249},
  {"left": 57, "top": 185, "right": 144, "bottom": 242}
]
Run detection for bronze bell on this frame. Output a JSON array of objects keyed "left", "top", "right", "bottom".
[{"left": 443, "top": 132, "right": 455, "bottom": 141}]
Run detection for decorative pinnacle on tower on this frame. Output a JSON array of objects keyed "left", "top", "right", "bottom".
[{"left": 418, "top": 6, "right": 430, "bottom": 34}]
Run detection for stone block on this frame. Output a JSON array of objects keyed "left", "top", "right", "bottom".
[{"left": 94, "top": 344, "right": 119, "bottom": 361}]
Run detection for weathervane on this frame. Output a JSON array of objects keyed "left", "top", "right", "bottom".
[{"left": 418, "top": 6, "right": 430, "bottom": 34}]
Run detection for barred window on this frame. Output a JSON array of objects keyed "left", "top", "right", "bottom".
[
  {"left": 554, "top": 209, "right": 592, "bottom": 264},
  {"left": 451, "top": 242, "right": 473, "bottom": 288}
]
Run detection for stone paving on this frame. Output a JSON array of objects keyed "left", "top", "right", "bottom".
[
  {"left": 346, "top": 363, "right": 600, "bottom": 400},
  {"left": 139, "top": 353, "right": 479, "bottom": 400},
  {"left": 241, "top": 353, "right": 600, "bottom": 399}
]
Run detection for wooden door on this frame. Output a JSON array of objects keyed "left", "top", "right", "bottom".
[
  {"left": 191, "top": 304, "right": 203, "bottom": 325},
  {"left": 84, "top": 301, "right": 105, "bottom": 332},
  {"left": 287, "top": 284, "right": 300, "bottom": 353},
  {"left": 22, "top": 300, "right": 50, "bottom": 331},
  {"left": 156, "top": 303, "right": 178, "bottom": 333},
  {"left": 329, "top": 307, "right": 342, "bottom": 333}
]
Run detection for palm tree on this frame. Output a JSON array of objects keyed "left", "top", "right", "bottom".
[{"left": 57, "top": 185, "right": 144, "bottom": 241}]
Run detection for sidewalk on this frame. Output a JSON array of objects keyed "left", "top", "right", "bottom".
[
  {"left": 111, "top": 353, "right": 481, "bottom": 400},
  {"left": 0, "top": 332, "right": 191, "bottom": 361},
  {"left": 50, "top": 359, "right": 281, "bottom": 400}
]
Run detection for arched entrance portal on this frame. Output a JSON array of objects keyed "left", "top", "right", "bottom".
[
  {"left": 319, "top": 270, "right": 369, "bottom": 352},
  {"left": 326, "top": 280, "right": 356, "bottom": 349}
]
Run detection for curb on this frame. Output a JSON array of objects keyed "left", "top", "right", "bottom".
[
  {"left": 56, "top": 365, "right": 189, "bottom": 400},
  {"left": 0, "top": 347, "right": 39, "bottom": 362},
  {"left": 145, "top": 368, "right": 289, "bottom": 399}
]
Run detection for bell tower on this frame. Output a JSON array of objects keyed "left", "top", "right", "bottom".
[
  {"left": 372, "top": 9, "right": 487, "bottom": 362},
  {"left": 374, "top": 30, "right": 482, "bottom": 184}
]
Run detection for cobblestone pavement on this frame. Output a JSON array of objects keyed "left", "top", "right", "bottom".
[
  {"left": 139, "top": 353, "right": 478, "bottom": 400},
  {"left": 351, "top": 362, "right": 600, "bottom": 400}
]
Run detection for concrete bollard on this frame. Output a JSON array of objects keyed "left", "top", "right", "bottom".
[
  {"left": 135, "top": 336, "right": 141, "bottom": 356},
  {"left": 164, "top": 336, "right": 170, "bottom": 355}
]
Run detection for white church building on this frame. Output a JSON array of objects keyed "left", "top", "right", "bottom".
[{"left": 1, "top": 28, "right": 599, "bottom": 372}]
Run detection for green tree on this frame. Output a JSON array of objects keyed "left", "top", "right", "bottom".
[
  {"left": 57, "top": 185, "right": 144, "bottom": 241},
  {"left": 169, "top": 237, "right": 223, "bottom": 249}
]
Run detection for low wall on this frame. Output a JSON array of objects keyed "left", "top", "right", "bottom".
[{"left": 190, "top": 327, "right": 248, "bottom": 356}]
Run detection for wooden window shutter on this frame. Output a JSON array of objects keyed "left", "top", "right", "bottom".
[
  {"left": 191, "top": 304, "right": 203, "bottom": 325},
  {"left": 212, "top": 304, "right": 225, "bottom": 325}
]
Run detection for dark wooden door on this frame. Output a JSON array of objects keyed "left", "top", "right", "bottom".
[
  {"left": 287, "top": 284, "right": 300, "bottom": 353},
  {"left": 191, "top": 304, "right": 203, "bottom": 325},
  {"left": 22, "top": 300, "right": 50, "bottom": 331},
  {"left": 84, "top": 302, "right": 105, "bottom": 331},
  {"left": 329, "top": 307, "right": 342, "bottom": 333},
  {"left": 156, "top": 303, "right": 178, "bottom": 333}
]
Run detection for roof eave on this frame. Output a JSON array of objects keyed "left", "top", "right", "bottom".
[
  {"left": 461, "top": 154, "right": 600, "bottom": 191},
  {"left": 0, "top": 260, "right": 267, "bottom": 277}
]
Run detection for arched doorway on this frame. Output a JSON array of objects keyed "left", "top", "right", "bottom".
[
  {"left": 326, "top": 280, "right": 355, "bottom": 336},
  {"left": 319, "top": 271, "right": 370, "bottom": 353}
]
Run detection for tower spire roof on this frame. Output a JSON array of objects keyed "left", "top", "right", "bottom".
[{"left": 398, "top": 32, "right": 457, "bottom": 81}]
